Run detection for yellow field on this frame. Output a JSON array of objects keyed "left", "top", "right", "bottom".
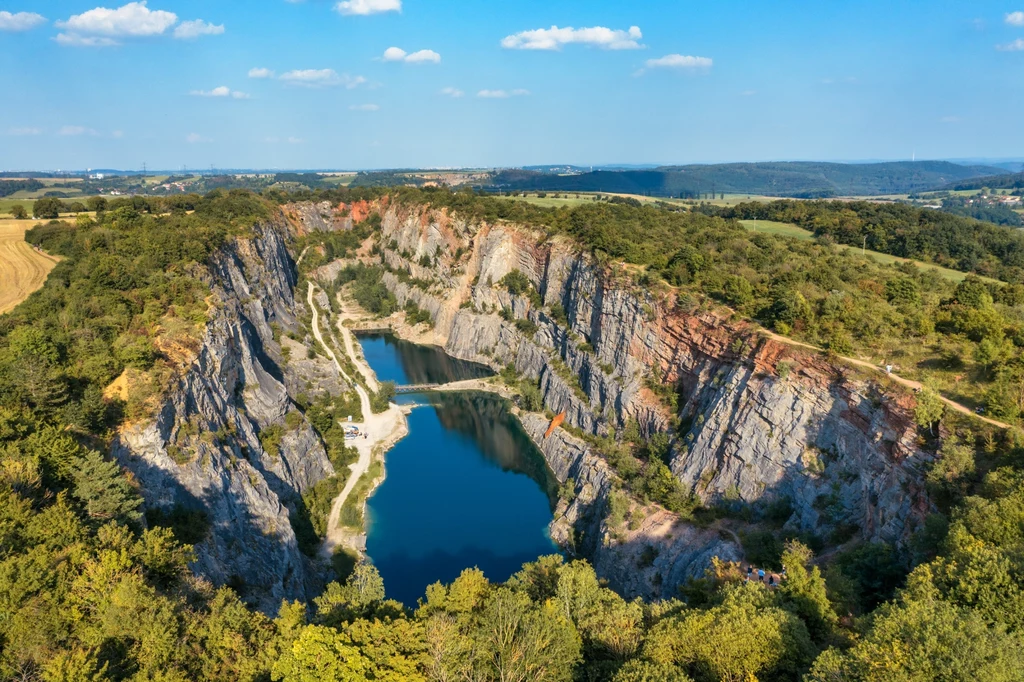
[{"left": 0, "top": 219, "right": 58, "bottom": 315}]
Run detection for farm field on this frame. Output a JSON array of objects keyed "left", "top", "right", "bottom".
[{"left": 0, "top": 218, "right": 58, "bottom": 315}]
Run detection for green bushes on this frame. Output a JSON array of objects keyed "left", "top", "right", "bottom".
[
  {"left": 336, "top": 263, "right": 397, "bottom": 316},
  {"left": 371, "top": 381, "right": 396, "bottom": 413}
]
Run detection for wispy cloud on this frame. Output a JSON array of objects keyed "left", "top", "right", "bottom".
[
  {"left": 335, "top": 0, "right": 401, "bottom": 16},
  {"left": 349, "top": 103, "right": 380, "bottom": 111},
  {"left": 173, "top": 19, "right": 224, "bottom": 39},
  {"left": 279, "top": 68, "right": 366, "bottom": 88},
  {"left": 186, "top": 132, "right": 212, "bottom": 143},
  {"left": 189, "top": 85, "right": 250, "bottom": 99},
  {"left": 0, "top": 11, "right": 46, "bottom": 31},
  {"left": 645, "top": 54, "right": 712, "bottom": 70},
  {"left": 502, "top": 25, "right": 642, "bottom": 50},
  {"left": 382, "top": 46, "right": 441, "bottom": 63},
  {"left": 59, "top": 125, "right": 99, "bottom": 136},
  {"left": 998, "top": 38, "right": 1024, "bottom": 51},
  {"left": 440, "top": 87, "right": 464, "bottom": 98},
  {"left": 477, "top": 89, "right": 530, "bottom": 99},
  {"left": 287, "top": 136, "right": 303, "bottom": 144},
  {"left": 940, "top": 116, "right": 961, "bottom": 124},
  {"left": 249, "top": 67, "right": 274, "bottom": 79},
  {"left": 1007, "top": 11, "right": 1024, "bottom": 26},
  {"left": 55, "top": 2, "right": 222, "bottom": 46},
  {"left": 7, "top": 127, "right": 43, "bottom": 136}
]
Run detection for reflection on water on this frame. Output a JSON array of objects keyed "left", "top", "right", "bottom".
[
  {"left": 358, "top": 334, "right": 560, "bottom": 606},
  {"left": 426, "top": 392, "right": 558, "bottom": 506},
  {"left": 355, "top": 333, "right": 493, "bottom": 386}
]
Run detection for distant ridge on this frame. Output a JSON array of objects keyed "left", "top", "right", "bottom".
[{"left": 488, "top": 160, "right": 1004, "bottom": 198}]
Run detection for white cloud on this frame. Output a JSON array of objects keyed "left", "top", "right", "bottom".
[
  {"left": 998, "top": 38, "right": 1024, "bottom": 51},
  {"left": 940, "top": 116, "right": 961, "bottom": 124},
  {"left": 0, "top": 11, "right": 46, "bottom": 31},
  {"left": 335, "top": 0, "right": 401, "bottom": 16},
  {"left": 173, "top": 19, "right": 224, "bottom": 39},
  {"left": 55, "top": 2, "right": 221, "bottom": 46},
  {"left": 440, "top": 87, "right": 464, "bottom": 98},
  {"left": 349, "top": 103, "right": 380, "bottom": 111},
  {"left": 59, "top": 126, "right": 99, "bottom": 136},
  {"left": 186, "top": 132, "right": 211, "bottom": 143},
  {"left": 7, "top": 127, "right": 43, "bottom": 136},
  {"left": 190, "top": 86, "right": 250, "bottom": 99},
  {"left": 501, "top": 25, "right": 643, "bottom": 50},
  {"left": 287, "top": 136, "right": 303, "bottom": 144},
  {"left": 477, "top": 89, "right": 530, "bottom": 99},
  {"left": 249, "top": 67, "right": 274, "bottom": 79},
  {"left": 740, "top": 90, "right": 756, "bottom": 96},
  {"left": 406, "top": 49, "right": 440, "bottom": 63},
  {"left": 382, "top": 46, "right": 440, "bottom": 63},
  {"left": 55, "top": 32, "right": 119, "bottom": 46},
  {"left": 644, "top": 54, "right": 713, "bottom": 70},
  {"left": 57, "top": 2, "right": 177, "bottom": 37},
  {"left": 279, "top": 69, "right": 366, "bottom": 88},
  {"left": 111, "top": 130, "right": 124, "bottom": 138},
  {"left": 1007, "top": 11, "right": 1024, "bottom": 26}
]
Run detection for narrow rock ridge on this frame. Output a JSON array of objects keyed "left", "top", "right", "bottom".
[
  {"left": 366, "top": 201, "right": 933, "bottom": 597},
  {"left": 113, "top": 218, "right": 349, "bottom": 613}
]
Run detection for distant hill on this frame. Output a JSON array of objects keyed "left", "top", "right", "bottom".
[
  {"left": 946, "top": 172, "right": 1024, "bottom": 192},
  {"left": 488, "top": 161, "right": 1003, "bottom": 198}
]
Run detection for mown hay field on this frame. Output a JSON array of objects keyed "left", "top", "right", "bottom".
[{"left": 0, "top": 219, "right": 58, "bottom": 315}]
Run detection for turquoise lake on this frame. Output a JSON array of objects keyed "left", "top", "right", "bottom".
[{"left": 357, "top": 333, "right": 560, "bottom": 606}]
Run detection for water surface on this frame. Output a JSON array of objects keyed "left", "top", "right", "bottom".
[{"left": 358, "top": 333, "right": 560, "bottom": 606}]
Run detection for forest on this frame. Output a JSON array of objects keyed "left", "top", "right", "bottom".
[
  {"left": 486, "top": 161, "right": 1002, "bottom": 198},
  {"left": 2, "top": 188, "right": 1024, "bottom": 680}
]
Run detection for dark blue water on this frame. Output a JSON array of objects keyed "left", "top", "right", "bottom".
[{"left": 358, "top": 334, "right": 560, "bottom": 606}]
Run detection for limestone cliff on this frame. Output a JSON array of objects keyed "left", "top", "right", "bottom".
[
  {"left": 368, "top": 201, "right": 933, "bottom": 596},
  {"left": 113, "top": 219, "right": 347, "bottom": 613}
]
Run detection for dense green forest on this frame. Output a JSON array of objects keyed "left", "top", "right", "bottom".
[
  {"left": 702, "top": 199, "right": 1024, "bottom": 283},
  {"left": 947, "top": 171, "right": 1024, "bottom": 191},
  {"left": 3, "top": 188, "right": 1024, "bottom": 679},
  {"left": 487, "top": 161, "right": 1001, "bottom": 198}
]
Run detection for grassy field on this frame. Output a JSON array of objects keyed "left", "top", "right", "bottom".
[{"left": 0, "top": 218, "right": 59, "bottom": 315}]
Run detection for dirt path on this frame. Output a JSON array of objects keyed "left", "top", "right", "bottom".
[
  {"left": 335, "top": 297, "right": 380, "bottom": 393},
  {"left": 306, "top": 283, "right": 407, "bottom": 558},
  {"left": 761, "top": 330, "right": 1011, "bottom": 430},
  {"left": 0, "top": 219, "right": 59, "bottom": 315}
]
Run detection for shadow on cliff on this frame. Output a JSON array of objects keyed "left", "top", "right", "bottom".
[{"left": 127, "top": 455, "right": 307, "bottom": 610}]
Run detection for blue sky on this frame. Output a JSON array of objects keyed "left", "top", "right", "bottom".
[{"left": 2, "top": 0, "right": 1024, "bottom": 170}]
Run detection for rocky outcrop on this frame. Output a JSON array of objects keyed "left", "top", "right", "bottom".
[
  {"left": 114, "top": 220, "right": 349, "bottom": 613},
  {"left": 372, "top": 202, "right": 934, "bottom": 584}
]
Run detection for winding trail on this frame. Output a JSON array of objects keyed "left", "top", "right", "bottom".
[
  {"left": 306, "top": 283, "right": 407, "bottom": 558},
  {"left": 761, "top": 330, "right": 1011, "bottom": 430}
]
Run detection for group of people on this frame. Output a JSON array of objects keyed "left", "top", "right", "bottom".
[{"left": 745, "top": 564, "right": 785, "bottom": 588}]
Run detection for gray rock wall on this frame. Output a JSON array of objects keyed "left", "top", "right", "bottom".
[{"left": 113, "top": 221, "right": 346, "bottom": 614}]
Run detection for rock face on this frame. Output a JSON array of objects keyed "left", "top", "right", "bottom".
[
  {"left": 113, "top": 220, "right": 348, "bottom": 613},
  {"left": 372, "top": 202, "right": 934, "bottom": 595}
]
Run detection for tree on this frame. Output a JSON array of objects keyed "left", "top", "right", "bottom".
[
  {"left": 806, "top": 574, "right": 1024, "bottom": 681},
  {"left": 778, "top": 540, "right": 837, "bottom": 642},
  {"left": 914, "top": 386, "right": 944, "bottom": 435},
  {"left": 10, "top": 204, "right": 27, "bottom": 220},
  {"left": 272, "top": 625, "right": 369, "bottom": 682},
  {"left": 612, "top": 660, "right": 693, "bottom": 682},
  {"left": 474, "top": 587, "right": 581, "bottom": 682},
  {"left": 32, "top": 197, "right": 63, "bottom": 219},
  {"left": 70, "top": 450, "right": 142, "bottom": 523},
  {"left": 643, "top": 583, "right": 814, "bottom": 682}
]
